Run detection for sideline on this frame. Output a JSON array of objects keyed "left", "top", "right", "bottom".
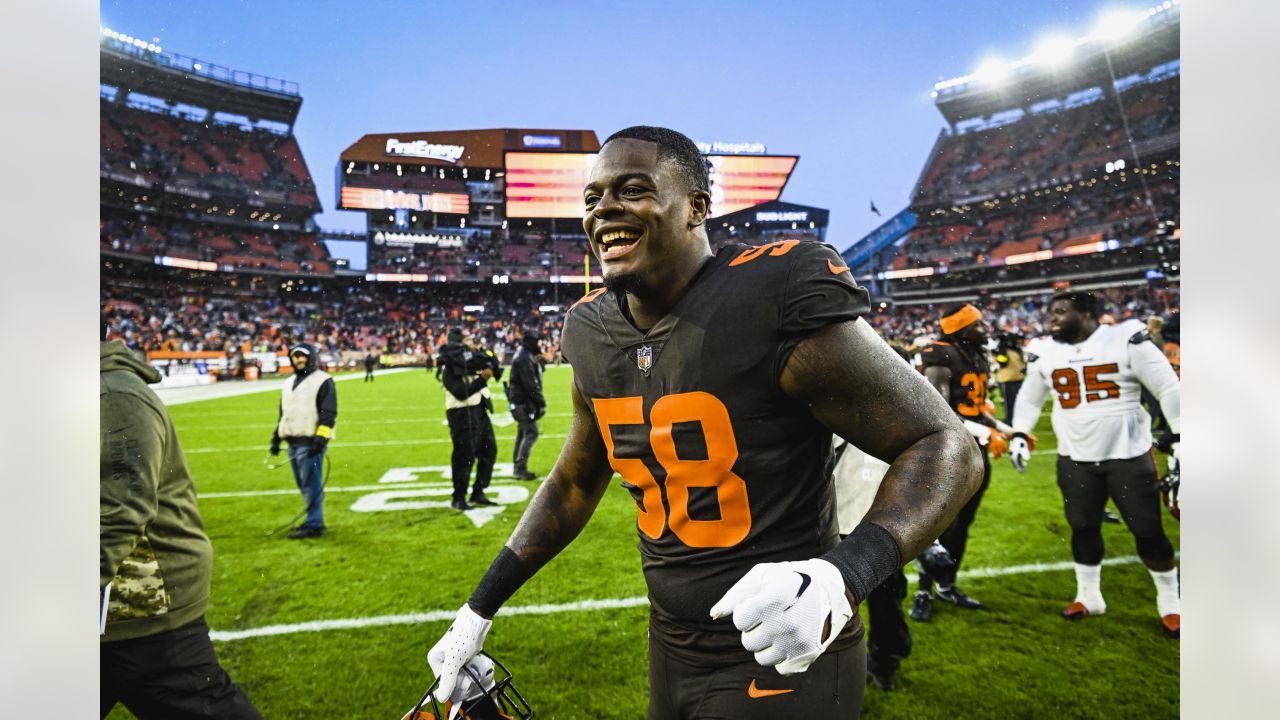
[
  {"left": 156, "top": 368, "right": 413, "bottom": 406},
  {"left": 209, "top": 554, "right": 1154, "bottom": 643}
]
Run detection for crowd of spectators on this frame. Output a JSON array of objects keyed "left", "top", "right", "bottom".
[
  {"left": 890, "top": 71, "right": 1179, "bottom": 276},
  {"left": 916, "top": 73, "right": 1178, "bottom": 205},
  {"left": 367, "top": 229, "right": 590, "bottom": 281},
  {"left": 102, "top": 276, "right": 567, "bottom": 362},
  {"left": 103, "top": 261, "right": 1178, "bottom": 377},
  {"left": 894, "top": 177, "right": 1178, "bottom": 272},
  {"left": 100, "top": 99, "right": 319, "bottom": 207},
  {"left": 868, "top": 283, "right": 1180, "bottom": 347},
  {"left": 100, "top": 210, "right": 332, "bottom": 274}
]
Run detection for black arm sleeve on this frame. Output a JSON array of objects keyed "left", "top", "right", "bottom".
[{"left": 315, "top": 378, "right": 338, "bottom": 429}]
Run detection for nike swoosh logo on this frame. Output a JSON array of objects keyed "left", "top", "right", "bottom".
[
  {"left": 748, "top": 679, "right": 794, "bottom": 698},
  {"left": 827, "top": 260, "right": 850, "bottom": 274},
  {"left": 794, "top": 572, "right": 812, "bottom": 600}
]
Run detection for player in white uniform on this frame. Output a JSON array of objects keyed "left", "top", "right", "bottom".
[{"left": 1008, "top": 292, "right": 1181, "bottom": 637}]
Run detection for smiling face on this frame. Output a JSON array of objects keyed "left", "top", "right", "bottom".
[{"left": 582, "top": 138, "right": 708, "bottom": 297}]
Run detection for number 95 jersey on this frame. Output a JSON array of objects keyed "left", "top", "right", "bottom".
[
  {"left": 560, "top": 240, "right": 871, "bottom": 663},
  {"left": 1015, "top": 319, "right": 1181, "bottom": 463}
]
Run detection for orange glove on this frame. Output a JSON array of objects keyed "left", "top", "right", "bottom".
[
  {"left": 988, "top": 431, "right": 1009, "bottom": 459},
  {"left": 1025, "top": 433, "right": 1037, "bottom": 452}
]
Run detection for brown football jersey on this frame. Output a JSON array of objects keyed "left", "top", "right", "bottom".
[
  {"left": 921, "top": 340, "right": 990, "bottom": 419},
  {"left": 561, "top": 240, "right": 872, "bottom": 664}
]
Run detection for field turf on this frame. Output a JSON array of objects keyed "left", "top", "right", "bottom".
[{"left": 107, "top": 365, "right": 1179, "bottom": 719}]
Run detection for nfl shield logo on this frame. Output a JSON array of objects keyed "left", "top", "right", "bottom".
[{"left": 636, "top": 345, "right": 653, "bottom": 372}]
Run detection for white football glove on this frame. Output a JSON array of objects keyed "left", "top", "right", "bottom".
[
  {"left": 427, "top": 604, "right": 493, "bottom": 714},
  {"left": 709, "top": 558, "right": 853, "bottom": 676},
  {"left": 1009, "top": 435, "right": 1031, "bottom": 473}
]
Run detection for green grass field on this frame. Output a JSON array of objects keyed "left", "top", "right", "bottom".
[{"left": 109, "top": 366, "right": 1179, "bottom": 719}]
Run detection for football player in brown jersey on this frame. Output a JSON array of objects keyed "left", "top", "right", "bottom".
[{"left": 427, "top": 126, "right": 982, "bottom": 719}]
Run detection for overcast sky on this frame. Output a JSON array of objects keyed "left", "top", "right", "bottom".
[{"left": 100, "top": 0, "right": 1141, "bottom": 267}]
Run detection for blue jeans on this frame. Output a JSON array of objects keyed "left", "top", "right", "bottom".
[{"left": 287, "top": 443, "right": 325, "bottom": 529}]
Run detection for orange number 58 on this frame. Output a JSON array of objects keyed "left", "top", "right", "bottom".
[{"left": 593, "top": 392, "right": 751, "bottom": 548}]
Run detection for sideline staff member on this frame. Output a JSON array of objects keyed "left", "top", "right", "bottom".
[
  {"left": 269, "top": 343, "right": 337, "bottom": 539},
  {"left": 438, "top": 328, "right": 503, "bottom": 510},
  {"left": 507, "top": 331, "right": 547, "bottom": 481},
  {"left": 101, "top": 339, "right": 262, "bottom": 719}
]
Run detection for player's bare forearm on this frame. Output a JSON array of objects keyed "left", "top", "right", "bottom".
[
  {"left": 503, "top": 384, "right": 613, "bottom": 571},
  {"left": 781, "top": 319, "right": 983, "bottom": 559},
  {"left": 862, "top": 427, "right": 982, "bottom": 558}
]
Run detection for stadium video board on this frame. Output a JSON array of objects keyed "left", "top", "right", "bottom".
[
  {"left": 505, "top": 152, "right": 596, "bottom": 218},
  {"left": 706, "top": 155, "right": 797, "bottom": 217},
  {"left": 504, "top": 152, "right": 797, "bottom": 219},
  {"left": 339, "top": 186, "right": 470, "bottom": 214}
]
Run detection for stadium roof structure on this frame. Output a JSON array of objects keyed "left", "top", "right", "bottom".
[
  {"left": 930, "top": 1, "right": 1179, "bottom": 127},
  {"left": 339, "top": 129, "right": 602, "bottom": 169},
  {"left": 99, "top": 30, "right": 303, "bottom": 128}
]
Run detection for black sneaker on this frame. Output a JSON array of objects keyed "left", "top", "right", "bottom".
[
  {"left": 936, "top": 585, "right": 984, "bottom": 610},
  {"left": 451, "top": 499, "right": 472, "bottom": 511},
  {"left": 867, "top": 668, "right": 897, "bottom": 691},
  {"left": 909, "top": 590, "right": 933, "bottom": 621},
  {"left": 288, "top": 525, "right": 325, "bottom": 540},
  {"left": 469, "top": 494, "right": 498, "bottom": 507},
  {"left": 514, "top": 471, "right": 539, "bottom": 481}
]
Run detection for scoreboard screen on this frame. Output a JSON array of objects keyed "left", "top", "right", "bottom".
[
  {"left": 339, "top": 186, "right": 470, "bottom": 214},
  {"left": 503, "top": 152, "right": 798, "bottom": 219},
  {"left": 706, "top": 155, "right": 797, "bottom": 217},
  {"left": 505, "top": 152, "right": 596, "bottom": 218}
]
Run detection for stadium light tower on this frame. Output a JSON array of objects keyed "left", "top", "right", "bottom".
[
  {"left": 1032, "top": 35, "right": 1076, "bottom": 68},
  {"left": 974, "top": 58, "right": 1011, "bottom": 86},
  {"left": 1091, "top": 9, "right": 1145, "bottom": 44}
]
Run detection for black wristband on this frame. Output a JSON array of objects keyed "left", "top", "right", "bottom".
[
  {"left": 468, "top": 546, "right": 534, "bottom": 618},
  {"left": 819, "top": 522, "right": 902, "bottom": 605},
  {"left": 1012, "top": 431, "right": 1029, "bottom": 441}
]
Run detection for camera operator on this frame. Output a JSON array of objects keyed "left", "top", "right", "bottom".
[{"left": 437, "top": 328, "right": 503, "bottom": 511}]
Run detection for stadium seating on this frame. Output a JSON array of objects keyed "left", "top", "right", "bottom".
[{"left": 100, "top": 100, "right": 320, "bottom": 207}]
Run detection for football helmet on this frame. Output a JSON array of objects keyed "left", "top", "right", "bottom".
[{"left": 403, "top": 652, "right": 532, "bottom": 720}]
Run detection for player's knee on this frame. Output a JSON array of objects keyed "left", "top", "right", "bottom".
[
  {"left": 1071, "top": 527, "right": 1105, "bottom": 565},
  {"left": 1135, "top": 533, "right": 1174, "bottom": 562}
]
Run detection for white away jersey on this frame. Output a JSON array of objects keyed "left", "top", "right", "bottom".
[{"left": 1012, "top": 320, "right": 1180, "bottom": 462}]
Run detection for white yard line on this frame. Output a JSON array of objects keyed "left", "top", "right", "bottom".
[
  {"left": 193, "top": 412, "right": 573, "bottom": 431},
  {"left": 208, "top": 554, "right": 1155, "bottom": 643},
  {"left": 157, "top": 368, "right": 414, "bottom": 406},
  {"left": 185, "top": 433, "right": 570, "bottom": 454}
]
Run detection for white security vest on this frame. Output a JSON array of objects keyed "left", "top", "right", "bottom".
[
  {"left": 444, "top": 381, "right": 490, "bottom": 410},
  {"left": 277, "top": 370, "right": 332, "bottom": 438}
]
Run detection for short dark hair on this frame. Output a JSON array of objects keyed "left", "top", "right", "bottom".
[
  {"left": 602, "top": 125, "right": 709, "bottom": 194},
  {"left": 1050, "top": 291, "right": 1098, "bottom": 318}
]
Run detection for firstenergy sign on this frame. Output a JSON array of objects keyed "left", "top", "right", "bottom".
[{"left": 384, "top": 139, "right": 465, "bottom": 163}]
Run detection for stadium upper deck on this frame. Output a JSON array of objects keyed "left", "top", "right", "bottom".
[
  {"left": 847, "top": 1, "right": 1180, "bottom": 304},
  {"left": 99, "top": 29, "right": 329, "bottom": 277}
]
